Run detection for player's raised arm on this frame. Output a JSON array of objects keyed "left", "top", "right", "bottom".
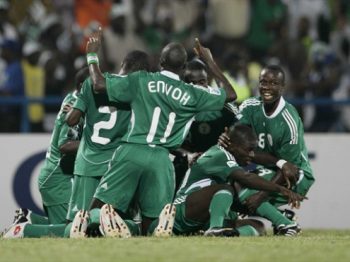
[
  {"left": 86, "top": 27, "right": 106, "bottom": 93},
  {"left": 193, "top": 38, "right": 237, "bottom": 102}
]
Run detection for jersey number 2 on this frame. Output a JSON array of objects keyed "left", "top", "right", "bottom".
[{"left": 91, "top": 106, "right": 117, "bottom": 145}]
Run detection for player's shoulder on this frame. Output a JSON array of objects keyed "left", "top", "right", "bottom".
[
  {"left": 206, "top": 145, "right": 239, "bottom": 168},
  {"left": 239, "top": 96, "right": 262, "bottom": 110}
]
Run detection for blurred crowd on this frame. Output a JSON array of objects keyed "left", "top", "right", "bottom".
[{"left": 0, "top": 0, "right": 350, "bottom": 133}]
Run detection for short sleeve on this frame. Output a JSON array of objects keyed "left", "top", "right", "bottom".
[
  {"left": 193, "top": 85, "right": 226, "bottom": 112},
  {"left": 105, "top": 72, "right": 139, "bottom": 103},
  {"left": 237, "top": 100, "right": 252, "bottom": 125},
  {"left": 73, "top": 79, "right": 90, "bottom": 113}
]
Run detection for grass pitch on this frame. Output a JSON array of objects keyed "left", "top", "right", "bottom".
[{"left": 1, "top": 230, "right": 349, "bottom": 262}]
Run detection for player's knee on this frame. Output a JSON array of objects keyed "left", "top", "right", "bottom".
[{"left": 215, "top": 184, "right": 234, "bottom": 195}]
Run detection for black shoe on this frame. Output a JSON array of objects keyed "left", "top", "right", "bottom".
[
  {"left": 204, "top": 227, "right": 240, "bottom": 237},
  {"left": 13, "top": 208, "right": 30, "bottom": 224},
  {"left": 274, "top": 223, "right": 301, "bottom": 236}
]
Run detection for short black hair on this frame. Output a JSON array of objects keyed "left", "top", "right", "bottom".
[
  {"left": 262, "top": 64, "right": 285, "bottom": 84},
  {"left": 122, "top": 50, "right": 150, "bottom": 73},
  {"left": 75, "top": 66, "right": 90, "bottom": 88},
  {"left": 184, "top": 58, "right": 206, "bottom": 71},
  {"left": 182, "top": 59, "right": 207, "bottom": 83},
  {"left": 160, "top": 42, "right": 187, "bottom": 72},
  {"left": 228, "top": 123, "right": 257, "bottom": 145}
]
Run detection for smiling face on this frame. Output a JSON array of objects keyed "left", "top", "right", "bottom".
[{"left": 258, "top": 68, "right": 284, "bottom": 104}]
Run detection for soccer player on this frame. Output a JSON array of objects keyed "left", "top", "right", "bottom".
[
  {"left": 172, "top": 123, "right": 304, "bottom": 237},
  {"left": 66, "top": 50, "right": 151, "bottom": 237},
  {"left": 220, "top": 65, "right": 314, "bottom": 235},
  {"left": 74, "top": 28, "right": 237, "bottom": 238},
  {"left": 2, "top": 67, "right": 89, "bottom": 238}
]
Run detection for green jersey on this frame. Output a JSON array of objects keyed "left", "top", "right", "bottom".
[
  {"left": 237, "top": 96, "right": 313, "bottom": 180},
  {"left": 106, "top": 70, "right": 226, "bottom": 150},
  {"left": 174, "top": 145, "right": 243, "bottom": 204},
  {"left": 41, "top": 92, "right": 77, "bottom": 168},
  {"left": 73, "top": 77, "right": 131, "bottom": 175},
  {"left": 38, "top": 92, "right": 77, "bottom": 205}
]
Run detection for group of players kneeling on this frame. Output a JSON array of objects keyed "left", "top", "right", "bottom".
[{"left": 2, "top": 29, "right": 313, "bottom": 239}]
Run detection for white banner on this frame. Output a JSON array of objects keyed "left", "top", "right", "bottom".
[{"left": 0, "top": 134, "right": 349, "bottom": 229}]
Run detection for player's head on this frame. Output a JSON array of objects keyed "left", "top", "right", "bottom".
[
  {"left": 120, "top": 50, "right": 150, "bottom": 75},
  {"left": 75, "top": 66, "right": 90, "bottom": 92},
  {"left": 259, "top": 65, "right": 285, "bottom": 104},
  {"left": 227, "top": 123, "right": 257, "bottom": 166},
  {"left": 159, "top": 42, "right": 187, "bottom": 74},
  {"left": 182, "top": 59, "right": 208, "bottom": 87}
]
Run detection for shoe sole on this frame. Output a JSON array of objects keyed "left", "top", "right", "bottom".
[
  {"left": 204, "top": 227, "right": 236, "bottom": 237},
  {"left": 154, "top": 204, "right": 176, "bottom": 237},
  {"left": 70, "top": 210, "right": 89, "bottom": 238},
  {"left": 100, "top": 204, "right": 131, "bottom": 238}
]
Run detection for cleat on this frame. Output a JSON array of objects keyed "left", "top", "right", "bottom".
[
  {"left": 154, "top": 204, "right": 176, "bottom": 237},
  {"left": 273, "top": 209, "right": 298, "bottom": 235},
  {"left": 13, "top": 208, "right": 31, "bottom": 224},
  {"left": 2, "top": 222, "right": 28, "bottom": 239},
  {"left": 70, "top": 210, "right": 89, "bottom": 238},
  {"left": 274, "top": 223, "right": 301, "bottom": 236},
  {"left": 204, "top": 227, "right": 240, "bottom": 237},
  {"left": 99, "top": 204, "right": 131, "bottom": 238},
  {"left": 281, "top": 209, "right": 297, "bottom": 221}
]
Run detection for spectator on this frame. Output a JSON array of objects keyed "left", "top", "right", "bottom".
[{"left": 0, "top": 39, "right": 24, "bottom": 132}]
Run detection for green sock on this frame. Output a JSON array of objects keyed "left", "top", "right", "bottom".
[
  {"left": 88, "top": 208, "right": 101, "bottom": 231},
  {"left": 147, "top": 219, "right": 159, "bottom": 235},
  {"left": 124, "top": 220, "right": 140, "bottom": 236},
  {"left": 237, "top": 225, "right": 260, "bottom": 236},
  {"left": 256, "top": 202, "right": 292, "bottom": 227},
  {"left": 209, "top": 190, "right": 233, "bottom": 229},
  {"left": 29, "top": 212, "right": 49, "bottom": 225},
  {"left": 64, "top": 222, "right": 72, "bottom": 238},
  {"left": 23, "top": 224, "right": 66, "bottom": 238}
]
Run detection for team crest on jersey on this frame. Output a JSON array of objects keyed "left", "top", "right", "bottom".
[
  {"left": 226, "top": 160, "right": 236, "bottom": 167},
  {"left": 267, "top": 134, "right": 273, "bottom": 146}
]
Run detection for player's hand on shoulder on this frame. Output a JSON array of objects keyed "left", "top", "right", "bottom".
[
  {"left": 86, "top": 26, "right": 103, "bottom": 54},
  {"left": 187, "top": 152, "right": 202, "bottom": 167},
  {"left": 217, "top": 127, "right": 231, "bottom": 148}
]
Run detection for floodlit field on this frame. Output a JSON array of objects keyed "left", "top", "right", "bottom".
[{"left": 0, "top": 230, "right": 349, "bottom": 262}]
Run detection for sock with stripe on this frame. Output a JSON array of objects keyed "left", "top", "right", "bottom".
[
  {"left": 209, "top": 189, "right": 233, "bottom": 229},
  {"left": 256, "top": 202, "right": 293, "bottom": 227}
]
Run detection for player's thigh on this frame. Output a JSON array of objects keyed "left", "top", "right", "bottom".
[
  {"left": 238, "top": 167, "right": 276, "bottom": 201},
  {"left": 46, "top": 203, "right": 69, "bottom": 224},
  {"left": 173, "top": 202, "right": 205, "bottom": 235},
  {"left": 138, "top": 151, "right": 175, "bottom": 218},
  {"left": 94, "top": 158, "right": 142, "bottom": 213},
  {"left": 67, "top": 175, "right": 101, "bottom": 221}
]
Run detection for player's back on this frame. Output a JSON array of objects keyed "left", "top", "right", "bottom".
[
  {"left": 107, "top": 71, "right": 226, "bottom": 150},
  {"left": 74, "top": 78, "right": 131, "bottom": 156}
]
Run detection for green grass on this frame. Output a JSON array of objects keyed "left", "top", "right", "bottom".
[{"left": 1, "top": 230, "right": 350, "bottom": 262}]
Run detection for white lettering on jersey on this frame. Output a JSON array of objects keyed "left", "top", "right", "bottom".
[{"left": 148, "top": 81, "right": 191, "bottom": 105}]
